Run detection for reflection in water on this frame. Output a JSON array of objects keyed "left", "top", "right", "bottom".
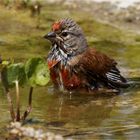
[{"left": 45, "top": 91, "right": 114, "bottom": 127}]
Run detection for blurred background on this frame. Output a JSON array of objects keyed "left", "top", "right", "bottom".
[
  {"left": 0, "top": 0, "right": 140, "bottom": 70},
  {"left": 0, "top": 0, "right": 140, "bottom": 139}
]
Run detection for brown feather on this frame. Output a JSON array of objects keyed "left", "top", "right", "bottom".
[{"left": 77, "top": 48, "right": 116, "bottom": 75}]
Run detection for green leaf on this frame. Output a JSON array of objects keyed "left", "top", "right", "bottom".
[
  {"left": 25, "top": 57, "right": 50, "bottom": 87},
  {"left": 2, "top": 60, "right": 10, "bottom": 65},
  {"left": 0, "top": 61, "right": 10, "bottom": 71},
  {"left": 1, "top": 63, "right": 26, "bottom": 89}
]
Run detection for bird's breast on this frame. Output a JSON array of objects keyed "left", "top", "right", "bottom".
[
  {"left": 61, "top": 67, "right": 81, "bottom": 90},
  {"left": 47, "top": 60, "right": 59, "bottom": 69},
  {"left": 49, "top": 64, "right": 81, "bottom": 90}
]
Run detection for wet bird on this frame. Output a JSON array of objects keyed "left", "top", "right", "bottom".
[{"left": 44, "top": 18, "right": 128, "bottom": 92}]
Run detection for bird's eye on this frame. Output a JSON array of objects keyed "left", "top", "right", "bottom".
[{"left": 61, "top": 32, "right": 68, "bottom": 37}]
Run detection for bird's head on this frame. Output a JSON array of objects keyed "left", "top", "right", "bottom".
[{"left": 44, "top": 18, "right": 88, "bottom": 56}]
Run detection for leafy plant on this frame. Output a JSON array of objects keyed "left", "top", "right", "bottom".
[{"left": 0, "top": 57, "right": 50, "bottom": 122}]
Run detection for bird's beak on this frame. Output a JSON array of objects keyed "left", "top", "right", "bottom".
[{"left": 43, "top": 32, "right": 56, "bottom": 40}]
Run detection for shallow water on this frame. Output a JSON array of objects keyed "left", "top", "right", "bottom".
[
  {"left": 0, "top": 79, "right": 140, "bottom": 139},
  {"left": 0, "top": 4, "right": 140, "bottom": 140}
]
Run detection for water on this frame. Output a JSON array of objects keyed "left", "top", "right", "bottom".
[
  {"left": 0, "top": 81, "right": 140, "bottom": 139},
  {"left": 0, "top": 4, "right": 140, "bottom": 140}
]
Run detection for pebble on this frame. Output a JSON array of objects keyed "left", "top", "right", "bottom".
[{"left": 9, "top": 122, "right": 71, "bottom": 140}]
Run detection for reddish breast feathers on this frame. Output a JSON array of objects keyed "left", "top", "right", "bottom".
[
  {"left": 61, "top": 68, "right": 81, "bottom": 90},
  {"left": 49, "top": 66, "right": 81, "bottom": 90},
  {"left": 47, "top": 60, "right": 60, "bottom": 69}
]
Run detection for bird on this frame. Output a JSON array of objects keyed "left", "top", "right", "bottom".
[{"left": 44, "top": 18, "right": 129, "bottom": 92}]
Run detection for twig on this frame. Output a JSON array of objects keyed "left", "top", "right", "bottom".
[
  {"left": 15, "top": 80, "right": 20, "bottom": 121},
  {"left": 6, "top": 90, "right": 15, "bottom": 121},
  {"left": 22, "top": 87, "right": 33, "bottom": 120}
]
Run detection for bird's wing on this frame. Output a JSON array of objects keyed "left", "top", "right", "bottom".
[{"left": 72, "top": 48, "right": 127, "bottom": 89}]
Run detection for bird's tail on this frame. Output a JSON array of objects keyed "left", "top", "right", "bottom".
[{"left": 106, "top": 66, "right": 130, "bottom": 89}]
